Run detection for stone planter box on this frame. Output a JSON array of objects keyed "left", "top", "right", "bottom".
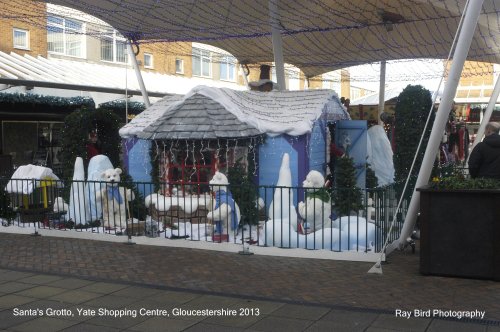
[{"left": 418, "top": 187, "right": 500, "bottom": 281}]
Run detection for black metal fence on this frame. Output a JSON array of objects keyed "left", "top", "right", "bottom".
[{"left": 0, "top": 177, "right": 408, "bottom": 253}]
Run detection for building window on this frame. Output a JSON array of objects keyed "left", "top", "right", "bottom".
[
  {"left": 100, "top": 28, "right": 127, "bottom": 63},
  {"left": 47, "top": 16, "right": 84, "bottom": 57},
  {"left": 220, "top": 55, "right": 236, "bottom": 81},
  {"left": 192, "top": 48, "right": 211, "bottom": 78},
  {"left": 350, "top": 87, "right": 362, "bottom": 101},
  {"left": 144, "top": 53, "right": 153, "bottom": 68},
  {"left": 175, "top": 58, "right": 184, "bottom": 74},
  {"left": 13, "top": 29, "right": 29, "bottom": 50}
]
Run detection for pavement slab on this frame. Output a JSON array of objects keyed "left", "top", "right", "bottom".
[{"left": 0, "top": 232, "right": 498, "bottom": 331}]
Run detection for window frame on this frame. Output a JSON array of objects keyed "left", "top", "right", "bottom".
[
  {"left": 47, "top": 15, "right": 85, "bottom": 58},
  {"left": 219, "top": 55, "right": 236, "bottom": 82},
  {"left": 144, "top": 53, "right": 153, "bottom": 68},
  {"left": 100, "top": 28, "right": 128, "bottom": 64},
  {"left": 192, "top": 48, "right": 212, "bottom": 78},
  {"left": 13, "top": 28, "right": 30, "bottom": 50},
  {"left": 175, "top": 58, "right": 184, "bottom": 74}
]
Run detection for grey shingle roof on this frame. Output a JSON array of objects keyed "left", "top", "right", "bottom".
[
  {"left": 137, "top": 93, "right": 261, "bottom": 140},
  {"left": 126, "top": 86, "right": 350, "bottom": 140},
  {"left": 119, "top": 94, "right": 184, "bottom": 138}
]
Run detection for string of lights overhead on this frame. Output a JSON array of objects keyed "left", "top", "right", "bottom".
[{"left": 1, "top": 0, "right": 499, "bottom": 84}]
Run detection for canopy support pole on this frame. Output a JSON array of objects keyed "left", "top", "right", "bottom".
[
  {"left": 269, "top": 0, "right": 286, "bottom": 91},
  {"left": 378, "top": 60, "right": 386, "bottom": 125},
  {"left": 240, "top": 64, "right": 250, "bottom": 88},
  {"left": 127, "top": 42, "right": 151, "bottom": 108},
  {"left": 468, "top": 75, "right": 500, "bottom": 154},
  {"left": 395, "top": 0, "right": 484, "bottom": 249}
]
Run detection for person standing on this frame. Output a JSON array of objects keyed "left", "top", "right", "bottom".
[
  {"left": 86, "top": 130, "right": 101, "bottom": 161},
  {"left": 468, "top": 122, "right": 500, "bottom": 179}
]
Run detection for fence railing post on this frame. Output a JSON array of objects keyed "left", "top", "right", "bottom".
[{"left": 0, "top": 177, "right": 411, "bottom": 255}]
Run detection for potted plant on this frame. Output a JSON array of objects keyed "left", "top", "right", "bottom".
[{"left": 418, "top": 169, "right": 500, "bottom": 280}]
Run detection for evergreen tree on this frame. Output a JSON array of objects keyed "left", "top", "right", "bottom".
[
  {"left": 0, "top": 186, "right": 15, "bottom": 223},
  {"left": 227, "top": 160, "right": 259, "bottom": 226},
  {"left": 61, "top": 107, "right": 145, "bottom": 222},
  {"left": 332, "top": 156, "right": 362, "bottom": 216},
  {"left": 366, "top": 163, "right": 379, "bottom": 189},
  {"left": 393, "top": 85, "right": 434, "bottom": 197},
  {"left": 98, "top": 100, "right": 146, "bottom": 123},
  {"left": 61, "top": 107, "right": 122, "bottom": 182}
]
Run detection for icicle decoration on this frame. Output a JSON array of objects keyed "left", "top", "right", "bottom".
[
  {"left": 215, "top": 139, "right": 221, "bottom": 171},
  {"left": 200, "top": 139, "right": 206, "bottom": 166},
  {"left": 225, "top": 139, "right": 229, "bottom": 171},
  {"left": 251, "top": 137, "right": 258, "bottom": 176},
  {"left": 189, "top": 140, "right": 196, "bottom": 182}
]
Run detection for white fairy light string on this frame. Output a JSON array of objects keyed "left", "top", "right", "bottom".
[{"left": 4, "top": 0, "right": 500, "bottom": 83}]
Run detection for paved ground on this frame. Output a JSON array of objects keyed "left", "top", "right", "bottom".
[{"left": 0, "top": 232, "right": 499, "bottom": 331}]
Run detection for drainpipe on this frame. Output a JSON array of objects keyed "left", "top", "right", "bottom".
[
  {"left": 395, "top": 0, "right": 484, "bottom": 249},
  {"left": 127, "top": 42, "right": 151, "bottom": 108},
  {"left": 269, "top": 0, "right": 286, "bottom": 91}
]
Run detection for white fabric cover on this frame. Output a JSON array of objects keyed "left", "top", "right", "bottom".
[
  {"left": 5, "top": 164, "right": 60, "bottom": 195},
  {"left": 367, "top": 125, "right": 395, "bottom": 186}
]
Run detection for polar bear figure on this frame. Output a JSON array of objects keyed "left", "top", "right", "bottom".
[
  {"left": 298, "top": 170, "right": 332, "bottom": 233},
  {"left": 206, "top": 171, "right": 241, "bottom": 239},
  {"left": 95, "top": 168, "right": 134, "bottom": 230},
  {"left": 53, "top": 197, "right": 69, "bottom": 221},
  {"left": 86, "top": 155, "right": 114, "bottom": 221}
]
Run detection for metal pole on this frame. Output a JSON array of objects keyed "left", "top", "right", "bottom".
[
  {"left": 125, "top": 63, "right": 129, "bottom": 123},
  {"left": 378, "top": 60, "right": 386, "bottom": 125},
  {"left": 396, "top": 0, "right": 484, "bottom": 248},
  {"left": 240, "top": 64, "right": 250, "bottom": 88},
  {"left": 126, "top": 43, "right": 151, "bottom": 108},
  {"left": 469, "top": 75, "right": 500, "bottom": 153},
  {"left": 269, "top": 0, "right": 286, "bottom": 91}
]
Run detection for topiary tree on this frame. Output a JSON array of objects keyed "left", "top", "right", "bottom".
[
  {"left": 332, "top": 156, "right": 362, "bottom": 216},
  {"left": 393, "top": 85, "right": 434, "bottom": 197}
]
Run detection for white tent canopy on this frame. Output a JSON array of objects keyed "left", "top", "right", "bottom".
[{"left": 41, "top": 0, "right": 500, "bottom": 77}]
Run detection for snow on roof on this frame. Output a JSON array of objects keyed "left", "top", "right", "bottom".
[
  {"left": 123, "top": 85, "right": 350, "bottom": 139},
  {"left": 5, "top": 164, "right": 61, "bottom": 195},
  {"left": 119, "top": 94, "right": 184, "bottom": 138}
]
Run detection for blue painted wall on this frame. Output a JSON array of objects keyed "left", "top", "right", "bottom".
[
  {"left": 258, "top": 135, "right": 298, "bottom": 207},
  {"left": 126, "top": 138, "right": 153, "bottom": 197},
  {"left": 335, "top": 120, "right": 367, "bottom": 189},
  {"left": 308, "top": 118, "right": 326, "bottom": 174},
  {"left": 258, "top": 134, "right": 308, "bottom": 207}
]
